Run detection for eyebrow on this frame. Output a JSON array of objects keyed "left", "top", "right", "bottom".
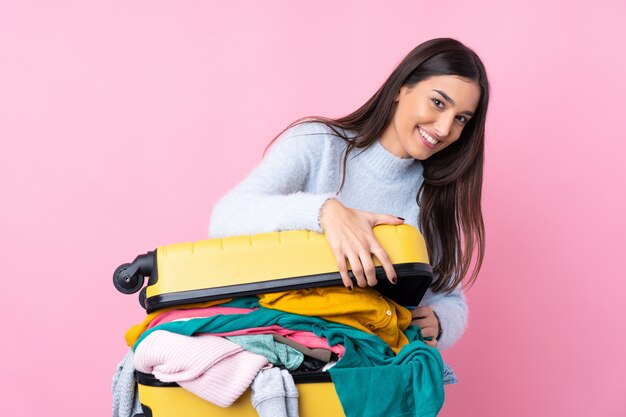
[{"left": 432, "top": 89, "right": 475, "bottom": 117}]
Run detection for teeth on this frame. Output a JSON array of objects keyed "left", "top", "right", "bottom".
[{"left": 419, "top": 127, "right": 439, "bottom": 145}]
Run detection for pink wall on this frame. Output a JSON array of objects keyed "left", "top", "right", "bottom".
[{"left": 1, "top": 1, "right": 625, "bottom": 416}]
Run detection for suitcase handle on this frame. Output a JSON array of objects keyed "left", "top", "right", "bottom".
[{"left": 113, "top": 252, "right": 155, "bottom": 295}]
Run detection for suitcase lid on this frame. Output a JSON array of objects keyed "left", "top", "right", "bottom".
[{"left": 114, "top": 225, "right": 433, "bottom": 312}]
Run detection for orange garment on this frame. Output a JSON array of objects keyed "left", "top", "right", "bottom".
[
  {"left": 258, "top": 287, "right": 412, "bottom": 354},
  {"left": 124, "top": 298, "right": 232, "bottom": 347}
]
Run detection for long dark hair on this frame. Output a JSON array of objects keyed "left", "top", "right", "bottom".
[{"left": 267, "top": 38, "right": 489, "bottom": 293}]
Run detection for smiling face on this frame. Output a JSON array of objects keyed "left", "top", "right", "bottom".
[{"left": 379, "top": 75, "right": 481, "bottom": 160}]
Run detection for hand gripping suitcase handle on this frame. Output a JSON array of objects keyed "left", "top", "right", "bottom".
[{"left": 113, "top": 251, "right": 155, "bottom": 295}]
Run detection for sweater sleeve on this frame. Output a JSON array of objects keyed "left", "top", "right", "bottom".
[
  {"left": 208, "top": 123, "right": 338, "bottom": 238},
  {"left": 422, "top": 285, "right": 469, "bottom": 351}
]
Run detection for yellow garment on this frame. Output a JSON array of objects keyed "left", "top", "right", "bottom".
[
  {"left": 124, "top": 298, "right": 232, "bottom": 347},
  {"left": 258, "top": 287, "right": 412, "bottom": 354}
]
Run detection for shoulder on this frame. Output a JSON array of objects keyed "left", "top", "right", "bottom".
[
  {"left": 280, "top": 120, "right": 350, "bottom": 141},
  {"left": 271, "top": 120, "right": 350, "bottom": 155}
]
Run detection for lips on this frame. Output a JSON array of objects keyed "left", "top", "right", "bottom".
[{"left": 416, "top": 126, "right": 439, "bottom": 149}]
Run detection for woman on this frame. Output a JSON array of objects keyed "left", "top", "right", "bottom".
[{"left": 209, "top": 37, "right": 489, "bottom": 352}]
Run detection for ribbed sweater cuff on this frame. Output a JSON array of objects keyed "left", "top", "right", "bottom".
[
  {"left": 429, "top": 302, "right": 466, "bottom": 351},
  {"left": 283, "top": 192, "right": 337, "bottom": 233}
]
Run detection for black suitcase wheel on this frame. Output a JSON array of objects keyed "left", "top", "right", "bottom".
[{"left": 113, "top": 263, "right": 145, "bottom": 294}]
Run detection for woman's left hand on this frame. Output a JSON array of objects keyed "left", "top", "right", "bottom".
[{"left": 411, "top": 306, "right": 440, "bottom": 347}]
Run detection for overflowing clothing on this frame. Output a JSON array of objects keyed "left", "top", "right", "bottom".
[
  {"left": 114, "top": 291, "right": 457, "bottom": 417},
  {"left": 130, "top": 301, "right": 445, "bottom": 417},
  {"left": 259, "top": 286, "right": 413, "bottom": 354}
]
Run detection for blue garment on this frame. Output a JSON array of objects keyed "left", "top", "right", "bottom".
[
  {"left": 443, "top": 363, "right": 458, "bottom": 385},
  {"left": 134, "top": 306, "right": 445, "bottom": 417}
]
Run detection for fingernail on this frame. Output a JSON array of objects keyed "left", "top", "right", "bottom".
[
  {"left": 397, "top": 217, "right": 405, "bottom": 221},
  {"left": 391, "top": 276, "right": 397, "bottom": 284},
  {"left": 347, "top": 285, "right": 353, "bottom": 291}
]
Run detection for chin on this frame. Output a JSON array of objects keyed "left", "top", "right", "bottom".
[{"left": 410, "top": 148, "right": 434, "bottom": 161}]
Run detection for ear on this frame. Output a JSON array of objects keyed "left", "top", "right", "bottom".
[{"left": 394, "top": 85, "right": 407, "bottom": 103}]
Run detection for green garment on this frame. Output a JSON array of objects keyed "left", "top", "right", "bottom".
[
  {"left": 226, "top": 334, "right": 304, "bottom": 370},
  {"left": 219, "top": 296, "right": 261, "bottom": 309},
  {"left": 133, "top": 305, "right": 444, "bottom": 417}
]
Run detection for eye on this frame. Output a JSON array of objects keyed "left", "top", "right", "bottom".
[
  {"left": 456, "top": 115, "right": 468, "bottom": 124},
  {"left": 431, "top": 98, "right": 444, "bottom": 109}
]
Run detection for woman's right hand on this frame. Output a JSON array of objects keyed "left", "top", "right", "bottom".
[{"left": 319, "top": 198, "right": 405, "bottom": 289}]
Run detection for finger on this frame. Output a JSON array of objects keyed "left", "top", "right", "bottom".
[
  {"left": 411, "top": 317, "right": 424, "bottom": 327},
  {"left": 370, "top": 243, "right": 397, "bottom": 284},
  {"left": 346, "top": 252, "right": 367, "bottom": 288},
  {"left": 411, "top": 316, "right": 434, "bottom": 328},
  {"left": 412, "top": 314, "right": 437, "bottom": 329},
  {"left": 412, "top": 306, "right": 433, "bottom": 319},
  {"left": 358, "top": 250, "right": 378, "bottom": 287},
  {"left": 372, "top": 214, "right": 406, "bottom": 227},
  {"left": 412, "top": 318, "right": 437, "bottom": 332},
  {"left": 333, "top": 254, "right": 353, "bottom": 290},
  {"left": 418, "top": 326, "right": 437, "bottom": 340},
  {"left": 423, "top": 338, "right": 438, "bottom": 348}
]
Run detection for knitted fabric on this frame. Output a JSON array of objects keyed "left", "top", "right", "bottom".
[
  {"left": 133, "top": 330, "right": 268, "bottom": 407},
  {"left": 111, "top": 350, "right": 144, "bottom": 417},
  {"left": 251, "top": 368, "right": 299, "bottom": 417}
]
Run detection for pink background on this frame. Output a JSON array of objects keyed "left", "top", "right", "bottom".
[{"left": 1, "top": 1, "right": 625, "bottom": 416}]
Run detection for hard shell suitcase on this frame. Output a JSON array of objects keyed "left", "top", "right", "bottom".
[{"left": 114, "top": 224, "right": 433, "bottom": 417}]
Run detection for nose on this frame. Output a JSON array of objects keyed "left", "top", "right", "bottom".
[{"left": 433, "top": 113, "right": 455, "bottom": 138}]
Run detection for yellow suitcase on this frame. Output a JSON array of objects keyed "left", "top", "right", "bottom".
[{"left": 114, "top": 224, "right": 433, "bottom": 417}]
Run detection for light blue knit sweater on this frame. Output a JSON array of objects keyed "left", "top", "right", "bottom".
[{"left": 208, "top": 121, "right": 468, "bottom": 351}]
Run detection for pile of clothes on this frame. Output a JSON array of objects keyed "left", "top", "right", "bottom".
[{"left": 112, "top": 286, "right": 457, "bottom": 417}]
